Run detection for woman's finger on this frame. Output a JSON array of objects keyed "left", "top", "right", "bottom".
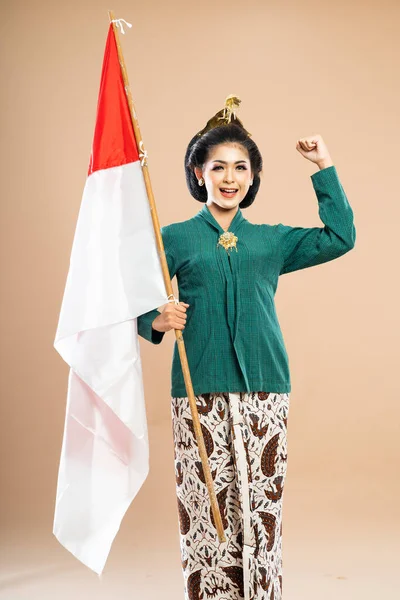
[
  {"left": 172, "top": 318, "right": 186, "bottom": 330},
  {"left": 173, "top": 310, "right": 187, "bottom": 321},
  {"left": 176, "top": 303, "right": 189, "bottom": 314}
]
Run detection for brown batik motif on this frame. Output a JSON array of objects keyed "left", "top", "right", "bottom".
[{"left": 171, "top": 391, "right": 290, "bottom": 600}]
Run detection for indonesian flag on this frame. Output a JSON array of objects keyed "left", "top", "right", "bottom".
[{"left": 53, "top": 24, "right": 169, "bottom": 575}]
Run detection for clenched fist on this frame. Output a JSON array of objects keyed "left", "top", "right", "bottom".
[
  {"left": 296, "top": 134, "right": 333, "bottom": 169},
  {"left": 152, "top": 301, "right": 190, "bottom": 333}
]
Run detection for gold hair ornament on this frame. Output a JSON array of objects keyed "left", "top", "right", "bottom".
[{"left": 196, "top": 95, "right": 252, "bottom": 138}]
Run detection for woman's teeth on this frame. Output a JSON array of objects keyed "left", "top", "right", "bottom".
[{"left": 220, "top": 188, "right": 238, "bottom": 198}]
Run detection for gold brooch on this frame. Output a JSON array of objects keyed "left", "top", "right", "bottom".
[{"left": 217, "top": 231, "right": 238, "bottom": 252}]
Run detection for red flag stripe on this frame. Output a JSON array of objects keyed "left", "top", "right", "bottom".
[{"left": 88, "top": 24, "right": 139, "bottom": 175}]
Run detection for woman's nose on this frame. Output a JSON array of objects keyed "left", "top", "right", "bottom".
[{"left": 223, "top": 172, "right": 235, "bottom": 183}]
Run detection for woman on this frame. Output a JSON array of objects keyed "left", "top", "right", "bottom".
[{"left": 137, "top": 97, "right": 356, "bottom": 600}]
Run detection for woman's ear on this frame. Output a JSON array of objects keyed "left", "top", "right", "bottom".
[{"left": 194, "top": 166, "right": 203, "bottom": 181}]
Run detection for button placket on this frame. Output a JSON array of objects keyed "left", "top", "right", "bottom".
[
  {"left": 196, "top": 205, "right": 251, "bottom": 390},
  {"left": 217, "top": 248, "right": 236, "bottom": 340}
]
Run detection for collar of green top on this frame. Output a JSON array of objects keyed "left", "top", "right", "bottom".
[{"left": 195, "top": 203, "right": 245, "bottom": 234}]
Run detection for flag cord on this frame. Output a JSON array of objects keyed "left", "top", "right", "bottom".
[
  {"left": 167, "top": 293, "right": 180, "bottom": 305},
  {"left": 110, "top": 18, "right": 132, "bottom": 35}
]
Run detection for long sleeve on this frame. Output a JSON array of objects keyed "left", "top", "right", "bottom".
[
  {"left": 137, "top": 308, "right": 165, "bottom": 344},
  {"left": 137, "top": 224, "right": 178, "bottom": 344},
  {"left": 276, "top": 165, "right": 356, "bottom": 275}
]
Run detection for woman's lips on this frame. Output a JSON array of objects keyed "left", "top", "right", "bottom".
[{"left": 220, "top": 188, "right": 238, "bottom": 198}]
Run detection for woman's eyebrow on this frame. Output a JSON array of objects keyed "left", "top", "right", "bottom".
[{"left": 211, "top": 160, "right": 248, "bottom": 164}]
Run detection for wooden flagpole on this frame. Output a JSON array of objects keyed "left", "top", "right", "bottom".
[{"left": 108, "top": 11, "right": 226, "bottom": 543}]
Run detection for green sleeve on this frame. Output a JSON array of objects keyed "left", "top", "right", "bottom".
[
  {"left": 137, "top": 308, "right": 165, "bottom": 344},
  {"left": 137, "top": 224, "right": 178, "bottom": 344},
  {"left": 277, "top": 165, "right": 356, "bottom": 275}
]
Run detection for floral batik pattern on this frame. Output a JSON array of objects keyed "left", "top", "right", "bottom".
[{"left": 171, "top": 391, "right": 290, "bottom": 600}]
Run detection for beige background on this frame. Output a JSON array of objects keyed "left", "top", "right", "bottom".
[{"left": 1, "top": 0, "right": 399, "bottom": 598}]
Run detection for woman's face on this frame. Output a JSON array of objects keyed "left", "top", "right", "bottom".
[{"left": 194, "top": 143, "right": 253, "bottom": 210}]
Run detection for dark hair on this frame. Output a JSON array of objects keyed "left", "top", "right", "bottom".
[{"left": 184, "top": 123, "right": 263, "bottom": 209}]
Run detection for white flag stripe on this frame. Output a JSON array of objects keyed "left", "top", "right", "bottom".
[
  {"left": 53, "top": 368, "right": 149, "bottom": 573},
  {"left": 53, "top": 160, "right": 168, "bottom": 574},
  {"left": 55, "top": 161, "right": 168, "bottom": 344}
]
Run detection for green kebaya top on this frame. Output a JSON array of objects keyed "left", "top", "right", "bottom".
[{"left": 137, "top": 165, "right": 356, "bottom": 398}]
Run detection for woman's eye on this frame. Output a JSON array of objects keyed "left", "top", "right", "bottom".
[{"left": 212, "top": 165, "right": 247, "bottom": 170}]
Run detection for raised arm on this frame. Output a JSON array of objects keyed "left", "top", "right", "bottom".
[
  {"left": 277, "top": 164, "right": 356, "bottom": 275},
  {"left": 274, "top": 134, "right": 355, "bottom": 275}
]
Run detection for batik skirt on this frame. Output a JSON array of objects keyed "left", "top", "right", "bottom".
[{"left": 171, "top": 391, "right": 290, "bottom": 600}]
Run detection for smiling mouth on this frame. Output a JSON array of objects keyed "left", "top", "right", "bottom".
[{"left": 220, "top": 188, "right": 238, "bottom": 197}]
